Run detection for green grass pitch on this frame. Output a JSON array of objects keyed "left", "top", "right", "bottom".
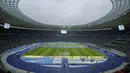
[{"left": 24, "top": 47, "right": 105, "bottom": 56}]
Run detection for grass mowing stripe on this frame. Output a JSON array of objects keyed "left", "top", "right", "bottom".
[
  {"left": 69, "top": 49, "right": 73, "bottom": 56},
  {"left": 40, "top": 48, "right": 51, "bottom": 56},
  {"left": 77, "top": 48, "right": 89, "bottom": 56},
  {"left": 81, "top": 48, "right": 94, "bottom": 56},
  {"left": 24, "top": 48, "right": 44, "bottom": 55},
  {"left": 24, "top": 48, "right": 38, "bottom": 55},
  {"left": 65, "top": 48, "right": 73, "bottom": 56},
  {"left": 87, "top": 48, "right": 105, "bottom": 56},
  {"left": 32, "top": 48, "right": 45, "bottom": 55},
  {"left": 83, "top": 48, "right": 97, "bottom": 56},
  {"left": 75, "top": 48, "right": 84, "bottom": 56},
  {"left": 60, "top": 49, "right": 65, "bottom": 53},
  {"left": 83, "top": 48, "right": 94, "bottom": 56},
  {"left": 87, "top": 49, "right": 96, "bottom": 55},
  {"left": 65, "top": 48, "right": 72, "bottom": 56},
  {"left": 71, "top": 48, "right": 81, "bottom": 56},
  {"left": 45, "top": 49, "right": 54, "bottom": 56},
  {"left": 48, "top": 48, "right": 57, "bottom": 56},
  {"left": 24, "top": 47, "right": 105, "bottom": 56},
  {"left": 53, "top": 49, "right": 59, "bottom": 56},
  {"left": 37, "top": 48, "right": 49, "bottom": 55},
  {"left": 89, "top": 49, "right": 104, "bottom": 56}
]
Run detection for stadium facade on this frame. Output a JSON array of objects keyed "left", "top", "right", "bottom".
[{"left": 0, "top": 0, "right": 130, "bottom": 73}]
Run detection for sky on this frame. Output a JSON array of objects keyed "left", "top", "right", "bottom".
[{"left": 18, "top": 0, "right": 112, "bottom": 26}]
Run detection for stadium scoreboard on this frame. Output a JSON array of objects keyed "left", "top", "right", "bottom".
[
  {"left": 61, "top": 30, "right": 67, "bottom": 34},
  {"left": 4, "top": 23, "right": 10, "bottom": 29},
  {"left": 118, "top": 24, "right": 125, "bottom": 30}
]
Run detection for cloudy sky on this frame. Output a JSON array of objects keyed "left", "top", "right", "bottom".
[{"left": 18, "top": 0, "right": 112, "bottom": 26}]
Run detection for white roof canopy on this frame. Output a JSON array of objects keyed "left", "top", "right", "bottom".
[{"left": 18, "top": 0, "right": 112, "bottom": 26}]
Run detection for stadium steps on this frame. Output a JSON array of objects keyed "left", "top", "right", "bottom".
[{"left": 61, "top": 58, "right": 71, "bottom": 73}]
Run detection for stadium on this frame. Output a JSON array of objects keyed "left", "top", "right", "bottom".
[{"left": 0, "top": 0, "right": 130, "bottom": 73}]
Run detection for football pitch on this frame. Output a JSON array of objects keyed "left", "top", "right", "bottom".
[{"left": 24, "top": 46, "right": 105, "bottom": 56}]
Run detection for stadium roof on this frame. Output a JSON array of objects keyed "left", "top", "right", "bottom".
[
  {"left": 18, "top": 0, "right": 112, "bottom": 26},
  {"left": 0, "top": 0, "right": 130, "bottom": 30}
]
